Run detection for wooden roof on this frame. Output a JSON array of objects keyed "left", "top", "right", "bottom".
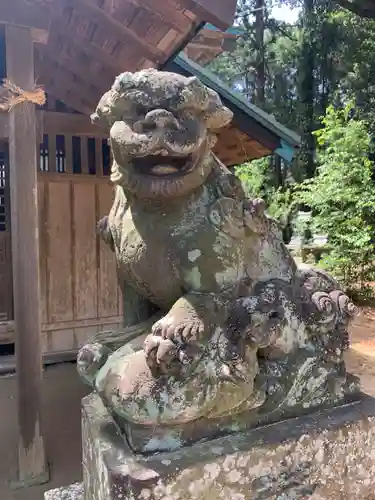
[
  {"left": 0, "top": 0, "right": 301, "bottom": 167},
  {"left": 165, "top": 54, "right": 301, "bottom": 166},
  {"left": 0, "top": 0, "right": 238, "bottom": 115}
]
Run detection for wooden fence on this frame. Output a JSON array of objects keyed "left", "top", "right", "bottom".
[{"left": 0, "top": 126, "right": 123, "bottom": 353}]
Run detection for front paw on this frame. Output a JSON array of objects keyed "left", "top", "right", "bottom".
[
  {"left": 151, "top": 314, "right": 204, "bottom": 344},
  {"left": 143, "top": 334, "right": 185, "bottom": 375}
]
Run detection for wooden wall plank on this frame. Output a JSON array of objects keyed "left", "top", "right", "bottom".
[
  {"left": 73, "top": 183, "right": 98, "bottom": 320},
  {"left": 5, "top": 24, "right": 48, "bottom": 485},
  {"left": 49, "top": 328, "right": 76, "bottom": 352},
  {"left": 74, "top": 325, "right": 99, "bottom": 350},
  {"left": 97, "top": 183, "right": 118, "bottom": 318},
  {"left": 38, "top": 171, "right": 110, "bottom": 184},
  {"left": 46, "top": 181, "right": 74, "bottom": 322}
]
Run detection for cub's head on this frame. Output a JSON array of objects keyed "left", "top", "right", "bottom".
[{"left": 91, "top": 69, "right": 233, "bottom": 199}]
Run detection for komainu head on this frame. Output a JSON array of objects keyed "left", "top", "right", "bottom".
[{"left": 91, "top": 69, "right": 233, "bottom": 198}]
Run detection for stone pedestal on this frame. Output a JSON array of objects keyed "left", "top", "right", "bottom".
[{"left": 46, "top": 392, "right": 375, "bottom": 499}]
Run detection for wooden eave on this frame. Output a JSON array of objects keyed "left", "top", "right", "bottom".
[
  {"left": 164, "top": 54, "right": 301, "bottom": 166},
  {"left": 0, "top": 0, "right": 238, "bottom": 115},
  {"left": 185, "top": 26, "right": 238, "bottom": 64}
]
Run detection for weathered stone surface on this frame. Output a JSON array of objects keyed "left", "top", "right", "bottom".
[
  {"left": 77, "top": 68, "right": 360, "bottom": 453},
  {"left": 44, "top": 483, "right": 83, "bottom": 500},
  {"left": 80, "top": 392, "right": 375, "bottom": 500}
]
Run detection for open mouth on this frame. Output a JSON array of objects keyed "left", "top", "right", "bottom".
[{"left": 132, "top": 152, "right": 197, "bottom": 177}]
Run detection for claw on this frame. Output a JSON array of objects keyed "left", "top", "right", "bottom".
[
  {"left": 151, "top": 321, "right": 162, "bottom": 336},
  {"left": 156, "top": 339, "right": 178, "bottom": 365},
  {"left": 166, "top": 324, "right": 176, "bottom": 340},
  {"left": 145, "top": 333, "right": 162, "bottom": 350}
]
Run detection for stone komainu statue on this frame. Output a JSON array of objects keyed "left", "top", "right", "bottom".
[{"left": 77, "top": 69, "right": 359, "bottom": 453}]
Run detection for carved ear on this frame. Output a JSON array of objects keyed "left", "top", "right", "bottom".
[
  {"left": 205, "top": 106, "right": 233, "bottom": 130},
  {"left": 179, "top": 76, "right": 209, "bottom": 109},
  {"left": 91, "top": 90, "right": 122, "bottom": 130},
  {"left": 204, "top": 89, "right": 233, "bottom": 129},
  {"left": 207, "top": 133, "right": 218, "bottom": 149},
  {"left": 112, "top": 71, "right": 135, "bottom": 93}
]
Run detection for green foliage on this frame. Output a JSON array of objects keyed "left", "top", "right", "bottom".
[
  {"left": 209, "top": 0, "right": 375, "bottom": 292},
  {"left": 235, "top": 158, "right": 270, "bottom": 199},
  {"left": 208, "top": 2, "right": 302, "bottom": 129},
  {"left": 235, "top": 159, "right": 296, "bottom": 237},
  {"left": 296, "top": 102, "right": 375, "bottom": 292}
]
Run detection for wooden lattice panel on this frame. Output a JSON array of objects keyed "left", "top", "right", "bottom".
[
  {"left": 0, "top": 150, "right": 13, "bottom": 322},
  {"left": 0, "top": 156, "right": 7, "bottom": 232}
]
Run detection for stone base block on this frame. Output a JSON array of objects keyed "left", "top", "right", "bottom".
[
  {"left": 54, "top": 392, "right": 375, "bottom": 499},
  {"left": 44, "top": 483, "right": 83, "bottom": 500}
]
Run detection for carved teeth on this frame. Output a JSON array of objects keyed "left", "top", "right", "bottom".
[
  {"left": 151, "top": 165, "right": 179, "bottom": 174},
  {"left": 150, "top": 150, "right": 169, "bottom": 156}
]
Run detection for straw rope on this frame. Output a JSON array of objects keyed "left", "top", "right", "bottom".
[{"left": 0, "top": 79, "right": 46, "bottom": 112}]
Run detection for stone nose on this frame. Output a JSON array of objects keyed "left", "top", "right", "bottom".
[
  {"left": 133, "top": 109, "right": 179, "bottom": 135},
  {"left": 144, "top": 109, "right": 180, "bottom": 129}
]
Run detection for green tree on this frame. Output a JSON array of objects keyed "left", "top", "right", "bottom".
[
  {"left": 297, "top": 102, "right": 375, "bottom": 292},
  {"left": 235, "top": 158, "right": 297, "bottom": 241},
  {"left": 296, "top": 0, "right": 316, "bottom": 178}
]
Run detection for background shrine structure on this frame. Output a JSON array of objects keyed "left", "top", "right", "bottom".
[{"left": 0, "top": 0, "right": 300, "bottom": 488}]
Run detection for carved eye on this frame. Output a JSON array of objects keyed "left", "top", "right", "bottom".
[
  {"left": 135, "top": 104, "right": 146, "bottom": 116},
  {"left": 142, "top": 121, "right": 156, "bottom": 132},
  {"left": 268, "top": 311, "right": 279, "bottom": 320}
]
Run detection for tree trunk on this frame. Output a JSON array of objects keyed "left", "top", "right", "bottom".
[
  {"left": 254, "top": 0, "right": 266, "bottom": 105},
  {"left": 297, "top": 0, "right": 316, "bottom": 178}
]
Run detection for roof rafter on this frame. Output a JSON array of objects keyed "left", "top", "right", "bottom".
[
  {"left": 42, "top": 79, "right": 93, "bottom": 115},
  {"left": 36, "top": 56, "right": 101, "bottom": 114},
  {"left": 179, "top": 0, "right": 237, "bottom": 31},
  {"left": 47, "top": 20, "right": 129, "bottom": 75},
  {"left": 36, "top": 35, "right": 115, "bottom": 91},
  {"left": 109, "top": 0, "right": 189, "bottom": 34},
  {"left": 63, "top": 0, "right": 165, "bottom": 63}
]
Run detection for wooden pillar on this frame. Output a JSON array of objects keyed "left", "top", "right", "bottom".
[{"left": 5, "top": 24, "right": 49, "bottom": 487}]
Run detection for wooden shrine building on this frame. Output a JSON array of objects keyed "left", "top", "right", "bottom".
[{"left": 0, "top": 0, "right": 300, "bottom": 488}]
